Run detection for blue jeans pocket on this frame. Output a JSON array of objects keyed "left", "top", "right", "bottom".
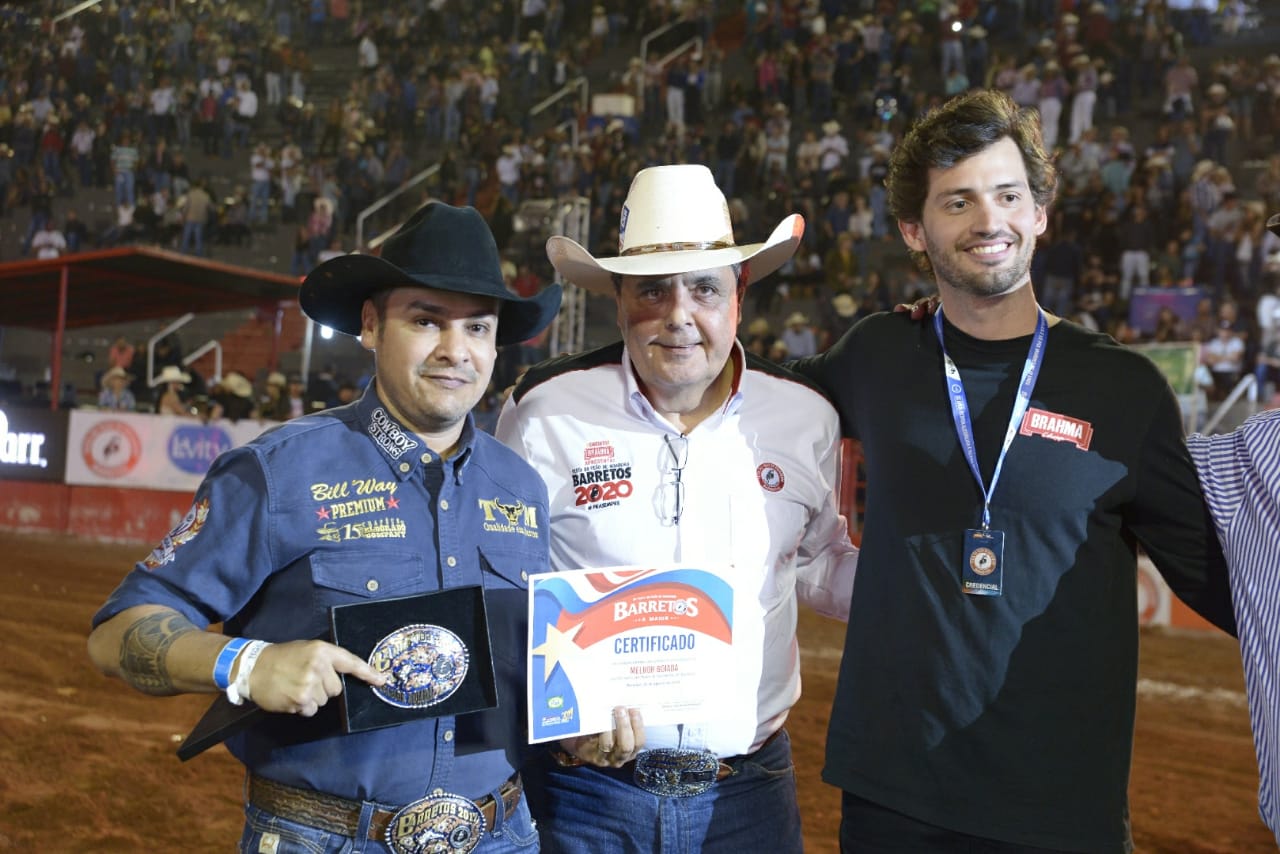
[
  {"left": 239, "top": 804, "right": 345, "bottom": 854},
  {"left": 492, "top": 796, "right": 540, "bottom": 849}
]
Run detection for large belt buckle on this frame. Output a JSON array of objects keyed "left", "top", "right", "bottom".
[
  {"left": 632, "top": 748, "right": 719, "bottom": 797},
  {"left": 369, "top": 624, "right": 470, "bottom": 709},
  {"left": 385, "top": 792, "right": 486, "bottom": 854}
]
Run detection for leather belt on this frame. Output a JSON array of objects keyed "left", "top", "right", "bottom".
[
  {"left": 552, "top": 728, "right": 785, "bottom": 787},
  {"left": 247, "top": 773, "right": 522, "bottom": 841}
]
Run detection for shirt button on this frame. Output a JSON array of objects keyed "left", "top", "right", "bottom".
[
  {"left": 439, "top": 499, "right": 449, "bottom": 511},
  {"left": 446, "top": 556, "right": 457, "bottom": 567},
  {"left": 366, "top": 579, "right": 379, "bottom": 592},
  {"left": 521, "top": 570, "right": 528, "bottom": 582},
  {"left": 398, "top": 462, "right": 410, "bottom": 473},
  {"left": 443, "top": 729, "right": 454, "bottom": 742},
  {"left": 421, "top": 452, "right": 432, "bottom": 463},
  {"left": 432, "top": 787, "right": 445, "bottom": 796}
]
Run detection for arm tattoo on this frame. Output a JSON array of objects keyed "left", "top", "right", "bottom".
[{"left": 119, "top": 610, "right": 199, "bottom": 695}]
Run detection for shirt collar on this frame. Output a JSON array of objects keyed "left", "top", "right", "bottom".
[
  {"left": 620, "top": 340, "right": 746, "bottom": 428},
  {"left": 354, "top": 382, "right": 476, "bottom": 481}
]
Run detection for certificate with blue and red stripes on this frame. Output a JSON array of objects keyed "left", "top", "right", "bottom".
[{"left": 527, "top": 565, "right": 756, "bottom": 744}]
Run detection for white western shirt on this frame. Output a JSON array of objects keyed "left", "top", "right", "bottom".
[{"left": 497, "top": 342, "right": 857, "bottom": 756}]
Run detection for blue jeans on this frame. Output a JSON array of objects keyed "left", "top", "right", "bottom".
[
  {"left": 239, "top": 793, "right": 539, "bottom": 853},
  {"left": 181, "top": 221, "right": 205, "bottom": 256},
  {"left": 524, "top": 730, "right": 801, "bottom": 853},
  {"left": 114, "top": 170, "right": 135, "bottom": 207}
]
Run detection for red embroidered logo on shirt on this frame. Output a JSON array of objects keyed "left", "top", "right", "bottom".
[
  {"left": 757, "top": 462, "right": 785, "bottom": 492},
  {"left": 1019, "top": 407, "right": 1094, "bottom": 451}
]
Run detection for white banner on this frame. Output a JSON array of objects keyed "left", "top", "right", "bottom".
[{"left": 66, "top": 410, "right": 282, "bottom": 492}]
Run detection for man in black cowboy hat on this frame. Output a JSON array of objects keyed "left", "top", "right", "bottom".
[{"left": 89, "top": 202, "right": 561, "bottom": 852}]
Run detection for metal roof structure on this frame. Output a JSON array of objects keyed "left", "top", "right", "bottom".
[
  {"left": 0, "top": 247, "right": 301, "bottom": 408},
  {"left": 0, "top": 246, "right": 300, "bottom": 331}
]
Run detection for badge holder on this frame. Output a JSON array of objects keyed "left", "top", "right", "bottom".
[{"left": 962, "top": 528, "right": 1004, "bottom": 596}]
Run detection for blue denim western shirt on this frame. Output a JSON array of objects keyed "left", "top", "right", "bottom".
[{"left": 93, "top": 384, "right": 550, "bottom": 806}]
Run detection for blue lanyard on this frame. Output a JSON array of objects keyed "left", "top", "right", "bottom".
[{"left": 933, "top": 308, "right": 1049, "bottom": 530}]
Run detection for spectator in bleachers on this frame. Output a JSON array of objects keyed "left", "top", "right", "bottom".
[
  {"left": 248, "top": 142, "right": 273, "bottom": 225},
  {"left": 110, "top": 129, "right": 139, "bottom": 208},
  {"left": 208, "top": 370, "right": 256, "bottom": 422},
  {"left": 259, "top": 371, "right": 290, "bottom": 421},
  {"left": 1203, "top": 319, "right": 1247, "bottom": 400},
  {"left": 106, "top": 336, "right": 135, "bottom": 373},
  {"left": 97, "top": 366, "right": 136, "bottom": 411},
  {"left": 30, "top": 218, "right": 66, "bottom": 259},
  {"left": 216, "top": 185, "right": 252, "bottom": 246},
  {"left": 63, "top": 208, "right": 89, "bottom": 253},
  {"left": 154, "top": 365, "right": 193, "bottom": 416},
  {"left": 179, "top": 177, "right": 213, "bottom": 256},
  {"left": 781, "top": 310, "right": 817, "bottom": 359},
  {"left": 1117, "top": 202, "right": 1157, "bottom": 298}
]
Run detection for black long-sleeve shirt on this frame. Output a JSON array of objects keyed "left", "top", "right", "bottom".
[{"left": 792, "top": 312, "right": 1234, "bottom": 852}]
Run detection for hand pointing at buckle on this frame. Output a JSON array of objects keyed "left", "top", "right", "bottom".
[
  {"left": 249, "top": 639, "right": 388, "bottom": 717},
  {"left": 560, "top": 706, "right": 645, "bottom": 768}
]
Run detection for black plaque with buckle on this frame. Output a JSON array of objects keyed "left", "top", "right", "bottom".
[
  {"left": 177, "top": 587, "right": 497, "bottom": 759},
  {"left": 331, "top": 586, "right": 498, "bottom": 733}
]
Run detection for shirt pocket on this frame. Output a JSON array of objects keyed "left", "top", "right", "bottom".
[
  {"left": 309, "top": 549, "right": 425, "bottom": 618},
  {"left": 477, "top": 545, "right": 541, "bottom": 667}
]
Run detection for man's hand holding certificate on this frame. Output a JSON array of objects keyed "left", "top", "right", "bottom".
[{"left": 527, "top": 565, "right": 761, "bottom": 744}]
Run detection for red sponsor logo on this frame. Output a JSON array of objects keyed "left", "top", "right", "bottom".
[
  {"left": 82, "top": 420, "right": 143, "bottom": 478},
  {"left": 757, "top": 462, "right": 785, "bottom": 492},
  {"left": 584, "top": 441, "right": 615, "bottom": 463},
  {"left": 573, "top": 479, "right": 633, "bottom": 507},
  {"left": 1019, "top": 407, "right": 1093, "bottom": 451}
]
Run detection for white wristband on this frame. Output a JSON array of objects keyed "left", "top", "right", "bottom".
[{"left": 225, "top": 640, "right": 271, "bottom": 706}]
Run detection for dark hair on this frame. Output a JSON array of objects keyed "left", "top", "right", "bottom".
[{"left": 886, "top": 89, "right": 1058, "bottom": 226}]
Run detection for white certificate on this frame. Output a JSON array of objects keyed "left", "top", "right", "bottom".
[{"left": 527, "top": 564, "right": 754, "bottom": 744}]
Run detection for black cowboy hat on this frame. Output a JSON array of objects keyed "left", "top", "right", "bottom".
[{"left": 300, "top": 202, "right": 561, "bottom": 346}]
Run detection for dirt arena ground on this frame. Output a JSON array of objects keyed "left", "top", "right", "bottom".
[{"left": 0, "top": 530, "right": 1272, "bottom": 852}]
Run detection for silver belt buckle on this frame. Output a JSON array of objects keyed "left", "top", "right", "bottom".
[
  {"left": 385, "top": 792, "right": 485, "bottom": 854},
  {"left": 632, "top": 748, "right": 719, "bottom": 797}
]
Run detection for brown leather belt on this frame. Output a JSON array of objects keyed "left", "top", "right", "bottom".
[{"left": 247, "top": 773, "right": 522, "bottom": 841}]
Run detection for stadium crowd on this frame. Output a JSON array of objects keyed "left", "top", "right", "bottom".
[{"left": 1, "top": 0, "right": 1279, "bottom": 411}]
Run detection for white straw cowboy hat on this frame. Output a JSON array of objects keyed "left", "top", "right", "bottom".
[
  {"left": 155, "top": 365, "right": 191, "bottom": 385},
  {"left": 546, "top": 164, "right": 804, "bottom": 295}
]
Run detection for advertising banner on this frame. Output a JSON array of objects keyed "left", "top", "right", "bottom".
[
  {"left": 0, "top": 407, "right": 69, "bottom": 483},
  {"left": 66, "top": 411, "right": 280, "bottom": 492}
]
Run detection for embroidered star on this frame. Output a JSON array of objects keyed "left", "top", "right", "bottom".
[
  {"left": 315, "top": 506, "right": 330, "bottom": 520},
  {"left": 387, "top": 496, "right": 399, "bottom": 509},
  {"left": 530, "top": 622, "right": 585, "bottom": 683}
]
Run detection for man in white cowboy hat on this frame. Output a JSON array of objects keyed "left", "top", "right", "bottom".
[
  {"left": 89, "top": 201, "right": 562, "bottom": 852},
  {"left": 496, "top": 164, "right": 858, "bottom": 853},
  {"left": 781, "top": 310, "right": 817, "bottom": 358},
  {"left": 97, "top": 366, "right": 136, "bottom": 411},
  {"left": 818, "top": 119, "right": 848, "bottom": 177},
  {"left": 154, "top": 365, "right": 193, "bottom": 416}
]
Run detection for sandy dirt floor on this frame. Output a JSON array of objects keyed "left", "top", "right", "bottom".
[{"left": 0, "top": 530, "right": 1272, "bottom": 852}]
